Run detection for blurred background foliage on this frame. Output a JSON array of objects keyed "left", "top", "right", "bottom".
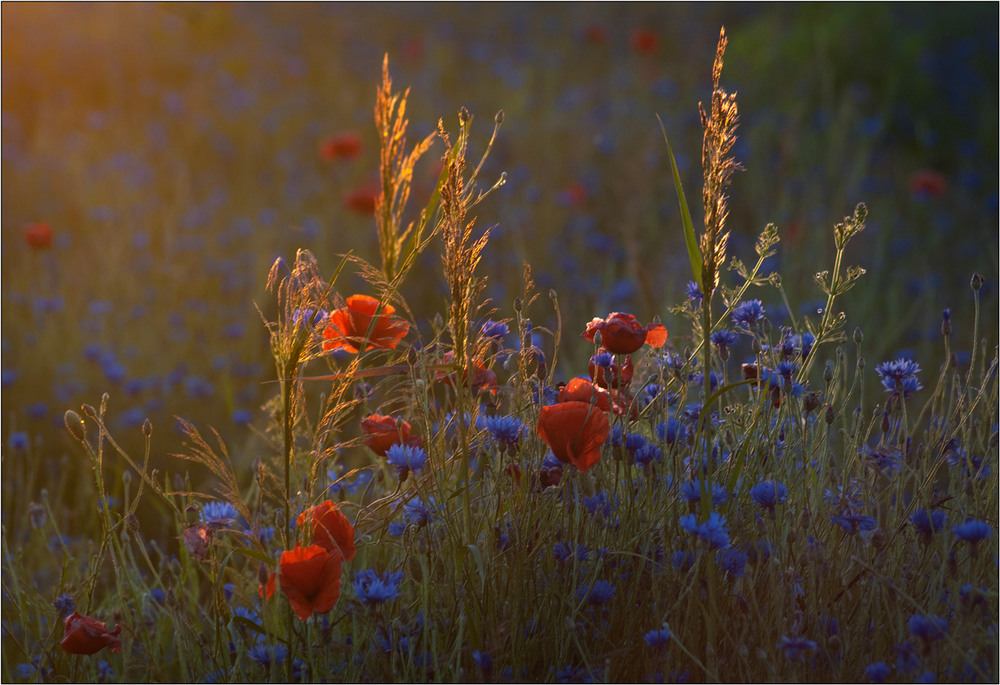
[{"left": 2, "top": 2, "right": 996, "bottom": 474}]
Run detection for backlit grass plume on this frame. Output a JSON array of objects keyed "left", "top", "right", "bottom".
[{"left": 374, "top": 54, "right": 436, "bottom": 286}]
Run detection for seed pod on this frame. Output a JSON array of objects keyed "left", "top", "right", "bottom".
[
  {"left": 824, "top": 360, "right": 834, "bottom": 384},
  {"left": 825, "top": 404, "right": 835, "bottom": 425},
  {"left": 971, "top": 272, "right": 983, "bottom": 291},
  {"left": 853, "top": 327, "right": 863, "bottom": 344},
  {"left": 142, "top": 418, "right": 153, "bottom": 437},
  {"left": 64, "top": 410, "right": 87, "bottom": 442}
]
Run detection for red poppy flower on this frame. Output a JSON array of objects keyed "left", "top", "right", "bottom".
[
  {"left": 278, "top": 543, "right": 343, "bottom": 621},
  {"left": 297, "top": 500, "right": 356, "bottom": 561},
  {"left": 588, "top": 347, "right": 634, "bottom": 389},
  {"left": 558, "top": 377, "right": 612, "bottom": 412},
  {"left": 630, "top": 28, "right": 659, "bottom": 55},
  {"left": 910, "top": 170, "right": 947, "bottom": 199},
  {"left": 537, "top": 400, "right": 610, "bottom": 473},
  {"left": 436, "top": 351, "right": 498, "bottom": 395},
  {"left": 582, "top": 312, "right": 667, "bottom": 355},
  {"left": 322, "top": 295, "right": 409, "bottom": 354},
  {"left": 260, "top": 571, "right": 276, "bottom": 600},
  {"left": 583, "top": 24, "right": 608, "bottom": 44},
  {"left": 320, "top": 132, "right": 362, "bottom": 161},
  {"left": 361, "top": 413, "right": 423, "bottom": 456},
  {"left": 60, "top": 612, "right": 122, "bottom": 655},
  {"left": 182, "top": 524, "right": 213, "bottom": 561},
  {"left": 344, "top": 187, "right": 378, "bottom": 214},
  {"left": 23, "top": 222, "right": 53, "bottom": 250}
]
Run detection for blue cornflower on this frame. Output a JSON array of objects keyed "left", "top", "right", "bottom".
[
  {"left": 670, "top": 550, "right": 695, "bottom": 572},
  {"left": 829, "top": 511, "right": 878, "bottom": 535},
  {"left": 895, "top": 641, "right": 920, "bottom": 673},
  {"left": 643, "top": 627, "right": 671, "bottom": 649},
  {"left": 353, "top": 568, "right": 403, "bottom": 605},
  {"left": 749, "top": 480, "right": 788, "bottom": 511},
  {"left": 679, "top": 479, "right": 729, "bottom": 507},
  {"left": 862, "top": 444, "right": 904, "bottom": 477},
  {"left": 480, "top": 320, "right": 509, "bottom": 342},
  {"left": 710, "top": 329, "right": 738, "bottom": 350},
  {"left": 15, "top": 664, "right": 37, "bottom": 679},
  {"left": 478, "top": 414, "right": 525, "bottom": 451},
  {"left": 953, "top": 519, "right": 992, "bottom": 545},
  {"left": 201, "top": 501, "right": 238, "bottom": 526},
  {"left": 576, "top": 579, "right": 616, "bottom": 605},
  {"left": 864, "top": 661, "right": 891, "bottom": 683},
  {"left": 542, "top": 453, "right": 564, "bottom": 471},
  {"left": 582, "top": 491, "right": 618, "bottom": 519},
  {"left": 656, "top": 418, "right": 686, "bottom": 445},
  {"left": 52, "top": 593, "right": 75, "bottom": 617},
  {"left": 387, "top": 520, "right": 407, "bottom": 536},
  {"left": 797, "top": 332, "right": 816, "bottom": 359},
  {"left": 717, "top": 547, "right": 748, "bottom": 579},
  {"left": 679, "top": 511, "right": 730, "bottom": 550},
  {"left": 910, "top": 509, "right": 947, "bottom": 537},
  {"left": 148, "top": 588, "right": 166, "bottom": 605},
  {"left": 731, "top": 300, "right": 766, "bottom": 329},
  {"left": 775, "top": 360, "right": 797, "bottom": 380},
  {"left": 233, "top": 605, "right": 260, "bottom": 625},
  {"left": 231, "top": 409, "right": 252, "bottom": 425},
  {"left": 327, "top": 467, "right": 374, "bottom": 496},
  {"left": 914, "top": 670, "right": 935, "bottom": 683},
  {"left": 908, "top": 613, "right": 948, "bottom": 641},
  {"left": 685, "top": 281, "right": 703, "bottom": 302},
  {"left": 97, "top": 659, "right": 114, "bottom": 682},
  {"left": 8, "top": 432, "right": 29, "bottom": 452},
  {"left": 556, "top": 664, "right": 598, "bottom": 683},
  {"left": 472, "top": 650, "right": 493, "bottom": 680},
  {"left": 553, "top": 541, "right": 589, "bottom": 563},
  {"left": 590, "top": 350, "right": 613, "bottom": 368},
  {"left": 386, "top": 443, "right": 428, "bottom": 480},
  {"left": 777, "top": 635, "right": 818, "bottom": 662},
  {"left": 633, "top": 442, "right": 662, "bottom": 467},
  {"left": 624, "top": 432, "right": 647, "bottom": 453},
  {"left": 875, "top": 358, "right": 923, "bottom": 396},
  {"left": 403, "top": 497, "right": 435, "bottom": 527},
  {"left": 248, "top": 643, "right": 288, "bottom": 667}
]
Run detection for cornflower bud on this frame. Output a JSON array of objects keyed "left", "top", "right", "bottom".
[
  {"left": 853, "top": 327, "right": 863, "bottom": 344},
  {"left": 970, "top": 272, "right": 983, "bottom": 291}
]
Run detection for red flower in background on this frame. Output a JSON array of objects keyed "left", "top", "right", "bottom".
[
  {"left": 320, "top": 131, "right": 362, "bottom": 161},
  {"left": 297, "top": 500, "right": 356, "bottom": 561},
  {"left": 588, "top": 347, "right": 634, "bottom": 389},
  {"left": 23, "top": 222, "right": 53, "bottom": 250},
  {"left": 630, "top": 28, "right": 659, "bottom": 55},
  {"left": 60, "top": 612, "right": 122, "bottom": 655},
  {"left": 910, "top": 170, "right": 947, "bottom": 199},
  {"left": 537, "top": 400, "right": 610, "bottom": 473},
  {"left": 582, "top": 312, "right": 667, "bottom": 355},
  {"left": 583, "top": 24, "right": 608, "bottom": 44},
  {"left": 436, "top": 351, "right": 498, "bottom": 395},
  {"left": 279, "top": 543, "right": 343, "bottom": 621},
  {"left": 322, "top": 295, "right": 409, "bottom": 354},
  {"left": 344, "top": 186, "right": 378, "bottom": 214},
  {"left": 361, "top": 413, "right": 423, "bottom": 457}
]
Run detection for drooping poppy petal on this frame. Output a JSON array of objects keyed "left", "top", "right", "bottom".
[
  {"left": 582, "top": 312, "right": 667, "bottom": 355},
  {"left": 279, "top": 543, "right": 343, "bottom": 621},
  {"left": 322, "top": 295, "right": 409, "bottom": 354},
  {"left": 297, "top": 500, "right": 356, "bottom": 561},
  {"left": 361, "top": 413, "right": 422, "bottom": 457},
  {"left": 537, "top": 401, "right": 610, "bottom": 473},
  {"left": 60, "top": 612, "right": 122, "bottom": 655}
]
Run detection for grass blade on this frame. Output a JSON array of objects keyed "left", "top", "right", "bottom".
[{"left": 657, "top": 114, "right": 702, "bottom": 286}]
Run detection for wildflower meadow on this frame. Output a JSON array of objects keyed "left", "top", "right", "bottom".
[{"left": 2, "top": 4, "right": 998, "bottom": 683}]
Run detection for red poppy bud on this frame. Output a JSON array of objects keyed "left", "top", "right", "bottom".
[{"left": 182, "top": 524, "right": 213, "bottom": 561}]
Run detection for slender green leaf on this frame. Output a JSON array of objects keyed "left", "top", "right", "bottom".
[{"left": 657, "top": 114, "right": 702, "bottom": 286}]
